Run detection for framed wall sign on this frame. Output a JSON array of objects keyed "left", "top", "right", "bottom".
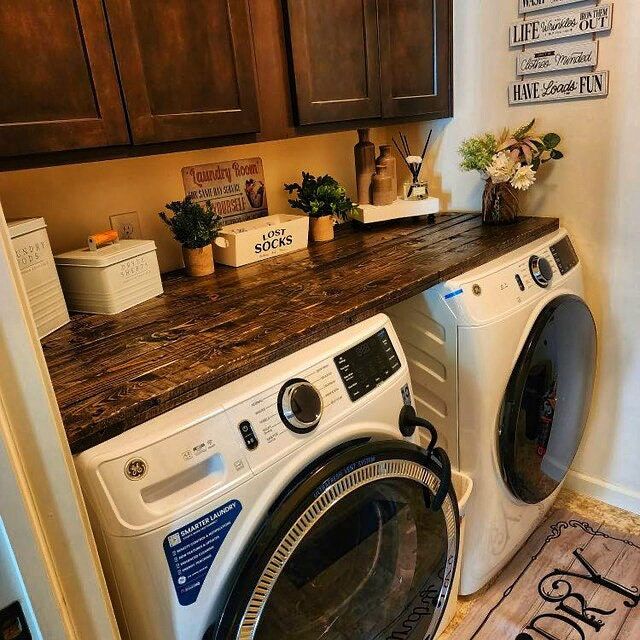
[
  {"left": 519, "top": 0, "right": 591, "bottom": 14},
  {"left": 509, "top": 70, "right": 609, "bottom": 105},
  {"left": 182, "top": 157, "right": 268, "bottom": 225},
  {"left": 510, "top": 4, "right": 613, "bottom": 46},
  {"left": 517, "top": 41, "right": 598, "bottom": 76}
]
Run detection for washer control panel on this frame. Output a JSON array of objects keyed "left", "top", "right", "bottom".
[
  {"left": 278, "top": 379, "right": 323, "bottom": 434},
  {"left": 334, "top": 328, "right": 401, "bottom": 401},
  {"left": 550, "top": 235, "right": 579, "bottom": 275},
  {"left": 529, "top": 255, "right": 554, "bottom": 288}
]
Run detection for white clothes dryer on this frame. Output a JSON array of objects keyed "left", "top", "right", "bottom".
[
  {"left": 75, "top": 314, "right": 470, "bottom": 640},
  {"left": 387, "top": 229, "right": 596, "bottom": 595}
]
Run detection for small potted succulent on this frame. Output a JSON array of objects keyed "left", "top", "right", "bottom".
[
  {"left": 284, "top": 172, "right": 357, "bottom": 242},
  {"left": 159, "top": 196, "right": 223, "bottom": 276},
  {"left": 459, "top": 119, "right": 563, "bottom": 225}
]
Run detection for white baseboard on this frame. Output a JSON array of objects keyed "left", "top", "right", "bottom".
[{"left": 565, "top": 469, "right": 640, "bottom": 515}]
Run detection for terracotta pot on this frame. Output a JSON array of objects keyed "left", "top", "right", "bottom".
[
  {"left": 482, "top": 180, "right": 520, "bottom": 225},
  {"left": 309, "top": 216, "right": 334, "bottom": 242},
  {"left": 182, "top": 244, "right": 215, "bottom": 277}
]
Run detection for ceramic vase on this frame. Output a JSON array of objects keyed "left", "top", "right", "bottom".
[
  {"left": 354, "top": 128, "right": 376, "bottom": 205},
  {"left": 375, "top": 144, "right": 397, "bottom": 199},
  {"left": 182, "top": 244, "right": 215, "bottom": 277},
  {"left": 310, "top": 216, "right": 334, "bottom": 242},
  {"left": 371, "top": 164, "right": 395, "bottom": 206}
]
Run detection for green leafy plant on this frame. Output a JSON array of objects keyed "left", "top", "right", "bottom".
[
  {"left": 459, "top": 133, "right": 498, "bottom": 172},
  {"left": 158, "top": 197, "right": 223, "bottom": 249},
  {"left": 284, "top": 172, "right": 357, "bottom": 220}
]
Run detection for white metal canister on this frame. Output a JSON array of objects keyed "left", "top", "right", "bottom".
[
  {"left": 7, "top": 217, "right": 70, "bottom": 338},
  {"left": 54, "top": 238, "right": 163, "bottom": 315}
]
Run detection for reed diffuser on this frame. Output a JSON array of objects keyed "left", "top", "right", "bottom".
[{"left": 393, "top": 129, "right": 433, "bottom": 200}]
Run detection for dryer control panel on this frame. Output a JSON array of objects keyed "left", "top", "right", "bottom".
[{"left": 550, "top": 235, "right": 579, "bottom": 275}]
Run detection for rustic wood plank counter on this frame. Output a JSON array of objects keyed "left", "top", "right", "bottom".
[{"left": 42, "top": 213, "right": 559, "bottom": 453}]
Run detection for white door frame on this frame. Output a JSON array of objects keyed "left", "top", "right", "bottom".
[{"left": 0, "top": 202, "right": 120, "bottom": 639}]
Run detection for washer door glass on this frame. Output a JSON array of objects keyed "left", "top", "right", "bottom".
[
  {"left": 499, "top": 295, "right": 596, "bottom": 504},
  {"left": 214, "top": 442, "right": 459, "bottom": 640}
]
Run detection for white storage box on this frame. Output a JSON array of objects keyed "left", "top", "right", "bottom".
[
  {"left": 7, "top": 217, "right": 70, "bottom": 338},
  {"left": 54, "top": 239, "right": 163, "bottom": 315},
  {"left": 213, "top": 214, "right": 309, "bottom": 267},
  {"left": 350, "top": 197, "right": 440, "bottom": 224}
]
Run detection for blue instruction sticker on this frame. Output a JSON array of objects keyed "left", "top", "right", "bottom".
[
  {"left": 163, "top": 499, "right": 242, "bottom": 606},
  {"left": 444, "top": 288, "right": 464, "bottom": 300}
]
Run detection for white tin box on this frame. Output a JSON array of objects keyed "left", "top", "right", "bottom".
[
  {"left": 54, "top": 239, "right": 163, "bottom": 315},
  {"left": 213, "top": 214, "right": 309, "bottom": 267},
  {"left": 8, "top": 217, "right": 70, "bottom": 338}
]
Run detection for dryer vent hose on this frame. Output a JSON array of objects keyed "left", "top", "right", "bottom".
[{"left": 398, "top": 405, "right": 452, "bottom": 512}]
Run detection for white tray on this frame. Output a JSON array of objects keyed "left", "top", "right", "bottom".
[{"left": 350, "top": 197, "right": 440, "bottom": 224}]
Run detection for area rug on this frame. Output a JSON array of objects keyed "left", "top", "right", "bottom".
[{"left": 452, "top": 508, "right": 640, "bottom": 640}]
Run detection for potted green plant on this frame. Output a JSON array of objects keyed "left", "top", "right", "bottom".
[
  {"left": 158, "top": 196, "right": 223, "bottom": 276},
  {"left": 459, "top": 119, "right": 563, "bottom": 225},
  {"left": 284, "top": 172, "right": 357, "bottom": 242}
]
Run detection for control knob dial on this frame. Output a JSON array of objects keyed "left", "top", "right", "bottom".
[
  {"left": 529, "top": 255, "right": 553, "bottom": 288},
  {"left": 278, "top": 379, "right": 323, "bottom": 434}
]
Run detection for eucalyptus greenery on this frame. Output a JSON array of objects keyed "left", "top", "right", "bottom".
[
  {"left": 158, "top": 197, "right": 223, "bottom": 249},
  {"left": 459, "top": 134, "right": 499, "bottom": 172},
  {"left": 284, "top": 172, "right": 357, "bottom": 220}
]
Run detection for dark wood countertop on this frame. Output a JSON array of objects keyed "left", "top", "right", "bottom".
[{"left": 42, "top": 213, "right": 559, "bottom": 453}]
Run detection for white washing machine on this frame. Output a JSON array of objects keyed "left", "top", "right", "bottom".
[
  {"left": 75, "top": 314, "right": 471, "bottom": 640},
  {"left": 387, "top": 228, "right": 596, "bottom": 595}
]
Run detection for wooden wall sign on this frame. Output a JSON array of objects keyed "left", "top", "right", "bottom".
[
  {"left": 182, "top": 157, "right": 268, "bottom": 225},
  {"left": 517, "top": 41, "right": 598, "bottom": 75},
  {"left": 518, "top": 0, "right": 589, "bottom": 14},
  {"left": 509, "top": 70, "right": 609, "bottom": 104},
  {"left": 510, "top": 4, "right": 613, "bottom": 46}
]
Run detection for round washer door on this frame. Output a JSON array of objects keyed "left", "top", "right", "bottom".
[
  {"left": 499, "top": 295, "right": 596, "bottom": 504},
  {"left": 213, "top": 440, "right": 459, "bottom": 640}
]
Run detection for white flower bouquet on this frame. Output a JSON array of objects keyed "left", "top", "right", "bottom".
[{"left": 459, "top": 119, "right": 563, "bottom": 224}]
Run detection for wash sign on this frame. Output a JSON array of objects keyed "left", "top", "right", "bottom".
[{"left": 163, "top": 499, "right": 242, "bottom": 605}]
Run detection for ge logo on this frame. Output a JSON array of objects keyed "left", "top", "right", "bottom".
[{"left": 124, "top": 458, "right": 148, "bottom": 480}]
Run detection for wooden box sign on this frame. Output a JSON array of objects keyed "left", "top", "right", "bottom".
[
  {"left": 213, "top": 214, "right": 309, "bottom": 267},
  {"left": 509, "top": 70, "right": 609, "bottom": 105},
  {"left": 519, "top": 0, "right": 587, "bottom": 14},
  {"left": 517, "top": 41, "right": 598, "bottom": 76},
  {"left": 182, "top": 158, "right": 268, "bottom": 225},
  {"left": 510, "top": 4, "right": 613, "bottom": 46}
]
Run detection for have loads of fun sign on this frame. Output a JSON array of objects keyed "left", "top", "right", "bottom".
[
  {"left": 510, "top": 4, "right": 613, "bottom": 46},
  {"left": 509, "top": 70, "right": 609, "bottom": 105}
]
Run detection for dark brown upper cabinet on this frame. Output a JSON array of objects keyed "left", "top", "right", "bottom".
[
  {"left": 0, "top": 0, "right": 128, "bottom": 156},
  {"left": 285, "top": 0, "right": 452, "bottom": 126},
  {"left": 378, "top": 0, "right": 452, "bottom": 118},
  {"left": 104, "top": 0, "right": 260, "bottom": 144},
  {"left": 285, "top": 0, "right": 382, "bottom": 125}
]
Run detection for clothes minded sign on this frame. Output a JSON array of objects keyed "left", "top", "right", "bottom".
[{"left": 516, "top": 41, "right": 598, "bottom": 76}]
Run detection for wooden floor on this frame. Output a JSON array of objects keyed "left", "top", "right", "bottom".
[{"left": 440, "top": 490, "right": 640, "bottom": 639}]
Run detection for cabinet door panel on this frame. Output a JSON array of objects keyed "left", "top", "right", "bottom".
[
  {"left": 286, "top": 0, "right": 381, "bottom": 125},
  {"left": 378, "top": 0, "right": 452, "bottom": 118},
  {"left": 0, "top": 0, "right": 128, "bottom": 156},
  {"left": 105, "top": 0, "right": 260, "bottom": 143}
]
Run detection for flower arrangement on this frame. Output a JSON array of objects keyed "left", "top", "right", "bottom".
[{"left": 459, "top": 120, "right": 563, "bottom": 224}]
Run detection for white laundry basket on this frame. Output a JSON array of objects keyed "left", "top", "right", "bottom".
[{"left": 436, "top": 470, "right": 473, "bottom": 639}]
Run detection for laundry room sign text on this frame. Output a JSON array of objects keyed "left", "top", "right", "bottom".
[
  {"left": 509, "top": 70, "right": 609, "bottom": 105},
  {"left": 517, "top": 41, "right": 598, "bottom": 76},
  {"left": 518, "top": 0, "right": 586, "bottom": 14},
  {"left": 510, "top": 4, "right": 613, "bottom": 46}
]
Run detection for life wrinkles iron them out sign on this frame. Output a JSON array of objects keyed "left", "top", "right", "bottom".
[
  {"left": 510, "top": 4, "right": 613, "bottom": 46},
  {"left": 181, "top": 157, "right": 268, "bottom": 226},
  {"left": 509, "top": 71, "right": 609, "bottom": 105}
]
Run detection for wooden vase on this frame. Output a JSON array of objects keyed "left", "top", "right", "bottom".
[
  {"left": 354, "top": 128, "right": 376, "bottom": 205},
  {"left": 309, "top": 216, "right": 334, "bottom": 242},
  {"left": 376, "top": 144, "right": 397, "bottom": 198},
  {"left": 182, "top": 244, "right": 215, "bottom": 277},
  {"left": 371, "top": 164, "right": 395, "bottom": 206},
  {"left": 482, "top": 180, "right": 520, "bottom": 225}
]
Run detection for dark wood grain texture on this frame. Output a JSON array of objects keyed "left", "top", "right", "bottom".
[
  {"left": 378, "top": 0, "right": 453, "bottom": 118},
  {"left": 0, "top": 0, "right": 129, "bottom": 155},
  {"left": 42, "top": 214, "right": 559, "bottom": 453},
  {"left": 104, "top": 0, "right": 260, "bottom": 143}
]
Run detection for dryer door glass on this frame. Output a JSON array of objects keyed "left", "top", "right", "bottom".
[
  {"left": 499, "top": 295, "right": 596, "bottom": 504},
  {"left": 214, "top": 442, "right": 459, "bottom": 640}
]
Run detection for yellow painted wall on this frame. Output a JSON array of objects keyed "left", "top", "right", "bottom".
[{"left": 0, "top": 129, "right": 386, "bottom": 272}]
